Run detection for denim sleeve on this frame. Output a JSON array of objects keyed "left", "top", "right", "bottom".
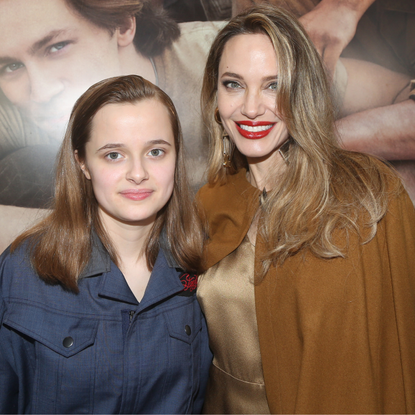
[
  {"left": 0, "top": 249, "right": 19, "bottom": 414},
  {"left": 0, "top": 297, "right": 19, "bottom": 414}
]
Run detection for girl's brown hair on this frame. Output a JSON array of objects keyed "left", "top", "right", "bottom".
[
  {"left": 201, "top": 5, "right": 396, "bottom": 271},
  {"left": 12, "top": 75, "right": 204, "bottom": 292}
]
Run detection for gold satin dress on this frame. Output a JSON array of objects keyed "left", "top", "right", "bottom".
[{"left": 197, "top": 236, "right": 270, "bottom": 414}]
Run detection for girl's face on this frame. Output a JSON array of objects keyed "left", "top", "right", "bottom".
[
  {"left": 78, "top": 99, "right": 176, "bottom": 228},
  {"left": 217, "top": 33, "right": 289, "bottom": 165}
]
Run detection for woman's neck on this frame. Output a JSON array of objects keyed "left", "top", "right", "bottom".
[{"left": 247, "top": 149, "right": 286, "bottom": 191}]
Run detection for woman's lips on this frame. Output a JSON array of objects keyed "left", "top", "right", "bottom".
[
  {"left": 120, "top": 189, "right": 153, "bottom": 201},
  {"left": 235, "top": 121, "right": 276, "bottom": 139}
]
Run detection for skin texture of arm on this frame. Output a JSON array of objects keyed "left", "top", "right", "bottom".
[
  {"left": 338, "top": 58, "right": 411, "bottom": 118},
  {"left": 337, "top": 100, "right": 415, "bottom": 160}
]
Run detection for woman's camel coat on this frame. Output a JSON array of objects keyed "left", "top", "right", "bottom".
[{"left": 198, "top": 167, "right": 415, "bottom": 414}]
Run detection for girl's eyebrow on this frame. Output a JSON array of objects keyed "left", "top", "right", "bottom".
[
  {"left": 96, "top": 143, "right": 125, "bottom": 152},
  {"left": 96, "top": 140, "right": 172, "bottom": 153},
  {"left": 145, "top": 139, "right": 172, "bottom": 146}
]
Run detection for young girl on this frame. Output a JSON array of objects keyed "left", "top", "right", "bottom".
[{"left": 0, "top": 75, "right": 211, "bottom": 414}]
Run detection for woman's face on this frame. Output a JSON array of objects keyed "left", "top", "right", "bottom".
[
  {"left": 78, "top": 99, "right": 176, "bottom": 228},
  {"left": 217, "top": 33, "right": 289, "bottom": 164}
]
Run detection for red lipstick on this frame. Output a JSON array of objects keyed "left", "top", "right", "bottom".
[{"left": 235, "top": 121, "right": 276, "bottom": 139}]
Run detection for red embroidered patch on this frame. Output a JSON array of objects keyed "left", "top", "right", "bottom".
[{"left": 180, "top": 273, "right": 198, "bottom": 293}]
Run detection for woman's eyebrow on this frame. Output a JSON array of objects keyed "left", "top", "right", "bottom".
[
  {"left": 220, "top": 72, "right": 278, "bottom": 82},
  {"left": 262, "top": 75, "right": 279, "bottom": 82},
  {"left": 220, "top": 72, "right": 243, "bottom": 79}
]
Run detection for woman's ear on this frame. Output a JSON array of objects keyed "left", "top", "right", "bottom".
[
  {"left": 74, "top": 150, "right": 91, "bottom": 180},
  {"left": 117, "top": 16, "right": 136, "bottom": 47}
]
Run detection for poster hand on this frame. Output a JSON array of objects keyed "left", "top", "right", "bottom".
[{"left": 299, "top": 0, "right": 361, "bottom": 79}]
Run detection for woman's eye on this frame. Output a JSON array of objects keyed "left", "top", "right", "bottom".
[
  {"left": 149, "top": 149, "right": 164, "bottom": 157},
  {"left": 267, "top": 82, "right": 278, "bottom": 90},
  {"left": 223, "top": 80, "right": 241, "bottom": 89},
  {"left": 49, "top": 41, "right": 70, "bottom": 53},
  {"left": 106, "top": 152, "right": 122, "bottom": 160}
]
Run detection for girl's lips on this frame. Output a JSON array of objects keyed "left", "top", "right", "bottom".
[
  {"left": 235, "top": 121, "right": 276, "bottom": 139},
  {"left": 120, "top": 190, "right": 153, "bottom": 201}
]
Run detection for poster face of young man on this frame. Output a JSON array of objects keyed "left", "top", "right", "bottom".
[{"left": 0, "top": 0, "right": 129, "bottom": 141}]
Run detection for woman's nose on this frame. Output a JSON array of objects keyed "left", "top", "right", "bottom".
[{"left": 240, "top": 90, "right": 266, "bottom": 119}]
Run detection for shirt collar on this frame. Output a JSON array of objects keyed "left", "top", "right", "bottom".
[
  {"left": 81, "top": 231, "right": 184, "bottom": 308},
  {"left": 80, "top": 230, "right": 181, "bottom": 279},
  {"left": 79, "top": 232, "right": 111, "bottom": 278}
]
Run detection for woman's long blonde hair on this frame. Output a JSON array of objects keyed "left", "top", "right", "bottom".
[
  {"left": 12, "top": 75, "right": 204, "bottom": 292},
  {"left": 201, "top": 5, "right": 396, "bottom": 270}
]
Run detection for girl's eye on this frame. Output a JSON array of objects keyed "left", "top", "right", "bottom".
[
  {"left": 223, "top": 80, "right": 241, "bottom": 89},
  {"left": 106, "top": 152, "right": 122, "bottom": 160},
  {"left": 149, "top": 149, "right": 164, "bottom": 157},
  {"left": 267, "top": 82, "right": 278, "bottom": 90}
]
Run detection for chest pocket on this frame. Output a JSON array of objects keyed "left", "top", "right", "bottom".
[
  {"left": 159, "top": 298, "right": 204, "bottom": 413},
  {"left": 3, "top": 302, "right": 98, "bottom": 414},
  {"left": 164, "top": 297, "right": 202, "bottom": 344}
]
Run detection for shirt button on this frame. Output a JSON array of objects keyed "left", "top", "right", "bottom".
[
  {"left": 63, "top": 337, "right": 74, "bottom": 348},
  {"left": 185, "top": 325, "right": 191, "bottom": 336}
]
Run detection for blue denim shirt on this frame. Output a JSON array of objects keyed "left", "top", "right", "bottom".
[{"left": 0, "top": 236, "right": 211, "bottom": 414}]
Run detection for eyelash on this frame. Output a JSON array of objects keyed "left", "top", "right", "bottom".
[
  {"left": 267, "top": 82, "right": 278, "bottom": 90},
  {"left": 222, "top": 80, "right": 278, "bottom": 91},
  {"left": 222, "top": 80, "right": 241, "bottom": 89},
  {"left": 104, "top": 149, "right": 165, "bottom": 161},
  {"left": 1, "top": 62, "right": 25, "bottom": 75},
  {"left": 48, "top": 41, "right": 71, "bottom": 54},
  {"left": 105, "top": 152, "right": 122, "bottom": 161},
  {"left": 148, "top": 149, "right": 165, "bottom": 157}
]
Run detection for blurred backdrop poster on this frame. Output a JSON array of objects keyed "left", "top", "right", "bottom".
[{"left": 0, "top": 0, "right": 414, "bottom": 253}]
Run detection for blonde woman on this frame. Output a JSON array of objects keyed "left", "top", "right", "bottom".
[{"left": 197, "top": 6, "right": 415, "bottom": 414}]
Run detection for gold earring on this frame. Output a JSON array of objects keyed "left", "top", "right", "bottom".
[
  {"left": 222, "top": 133, "right": 233, "bottom": 168},
  {"left": 214, "top": 107, "right": 222, "bottom": 125}
]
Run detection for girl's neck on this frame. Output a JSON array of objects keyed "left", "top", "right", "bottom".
[
  {"left": 99, "top": 210, "right": 155, "bottom": 263},
  {"left": 99, "top": 210, "right": 155, "bottom": 302}
]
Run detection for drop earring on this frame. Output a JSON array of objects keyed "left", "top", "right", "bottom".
[
  {"left": 215, "top": 107, "right": 233, "bottom": 168},
  {"left": 222, "top": 133, "right": 233, "bottom": 168}
]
